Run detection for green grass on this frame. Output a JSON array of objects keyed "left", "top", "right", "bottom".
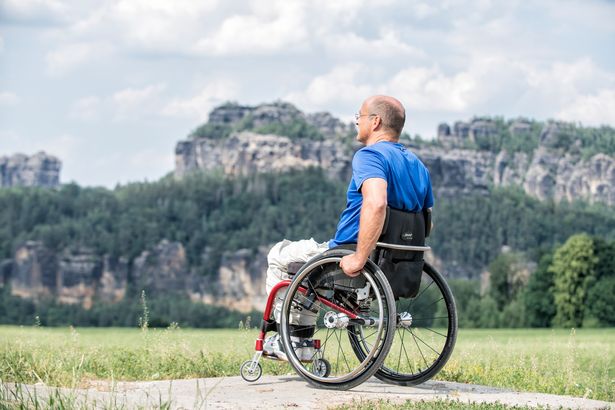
[{"left": 0, "top": 326, "right": 613, "bottom": 402}]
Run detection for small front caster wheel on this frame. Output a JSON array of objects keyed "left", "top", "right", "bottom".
[
  {"left": 311, "top": 358, "right": 331, "bottom": 378},
  {"left": 240, "top": 360, "right": 262, "bottom": 382}
]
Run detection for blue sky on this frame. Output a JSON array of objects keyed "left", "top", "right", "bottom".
[{"left": 1, "top": 0, "right": 614, "bottom": 187}]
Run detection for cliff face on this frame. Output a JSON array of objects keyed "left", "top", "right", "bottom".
[
  {"left": 415, "top": 146, "right": 615, "bottom": 205},
  {"left": 3, "top": 240, "right": 268, "bottom": 313},
  {"left": 0, "top": 152, "right": 61, "bottom": 188},
  {"left": 176, "top": 132, "right": 615, "bottom": 207},
  {"left": 176, "top": 132, "right": 352, "bottom": 181}
]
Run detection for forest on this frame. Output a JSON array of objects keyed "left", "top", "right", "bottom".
[{"left": 1, "top": 167, "right": 614, "bottom": 327}]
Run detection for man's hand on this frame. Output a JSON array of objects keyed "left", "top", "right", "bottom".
[{"left": 340, "top": 253, "right": 368, "bottom": 277}]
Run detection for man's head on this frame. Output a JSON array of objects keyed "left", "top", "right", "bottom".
[{"left": 355, "top": 95, "right": 405, "bottom": 144}]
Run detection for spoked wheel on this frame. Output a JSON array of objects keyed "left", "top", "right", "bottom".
[
  {"left": 350, "top": 262, "right": 457, "bottom": 386},
  {"left": 240, "top": 360, "right": 262, "bottom": 382},
  {"left": 280, "top": 250, "right": 396, "bottom": 390}
]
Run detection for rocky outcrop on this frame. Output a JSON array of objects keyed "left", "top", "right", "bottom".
[
  {"left": 422, "top": 119, "right": 615, "bottom": 205},
  {"left": 176, "top": 132, "right": 352, "bottom": 181},
  {"left": 177, "top": 101, "right": 354, "bottom": 181},
  {"left": 0, "top": 152, "right": 61, "bottom": 188},
  {"left": 415, "top": 146, "right": 615, "bottom": 205},
  {"left": 133, "top": 240, "right": 189, "bottom": 292},
  {"left": 416, "top": 148, "right": 494, "bottom": 196},
  {"left": 188, "top": 247, "right": 269, "bottom": 313},
  {"left": 186, "top": 105, "right": 615, "bottom": 206},
  {"left": 306, "top": 112, "right": 352, "bottom": 137},
  {"left": 207, "top": 101, "right": 352, "bottom": 137},
  {"left": 3, "top": 239, "right": 269, "bottom": 313},
  {"left": 177, "top": 112, "right": 615, "bottom": 206},
  {"left": 56, "top": 248, "right": 102, "bottom": 309}
]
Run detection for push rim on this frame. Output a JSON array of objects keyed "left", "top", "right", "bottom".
[
  {"left": 351, "top": 262, "right": 457, "bottom": 384},
  {"left": 280, "top": 257, "right": 389, "bottom": 384}
]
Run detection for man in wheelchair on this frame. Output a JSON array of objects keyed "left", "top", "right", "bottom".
[{"left": 262, "top": 95, "right": 434, "bottom": 362}]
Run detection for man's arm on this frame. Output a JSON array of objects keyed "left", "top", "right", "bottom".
[{"left": 339, "top": 178, "right": 387, "bottom": 276}]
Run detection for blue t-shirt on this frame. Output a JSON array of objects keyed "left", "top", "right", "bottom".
[{"left": 329, "top": 141, "right": 434, "bottom": 247}]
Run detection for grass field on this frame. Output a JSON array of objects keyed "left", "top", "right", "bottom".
[{"left": 0, "top": 326, "right": 613, "bottom": 402}]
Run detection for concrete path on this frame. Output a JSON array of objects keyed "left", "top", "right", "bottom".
[{"left": 4, "top": 376, "right": 614, "bottom": 409}]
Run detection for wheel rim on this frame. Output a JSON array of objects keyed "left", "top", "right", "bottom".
[
  {"left": 353, "top": 265, "right": 455, "bottom": 381},
  {"left": 281, "top": 257, "right": 389, "bottom": 383},
  {"left": 240, "top": 361, "right": 261, "bottom": 381}
]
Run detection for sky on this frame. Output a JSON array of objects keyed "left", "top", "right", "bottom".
[{"left": 1, "top": 0, "right": 614, "bottom": 188}]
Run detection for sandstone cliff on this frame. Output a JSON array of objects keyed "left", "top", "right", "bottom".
[
  {"left": 176, "top": 132, "right": 352, "bottom": 181},
  {"left": 3, "top": 240, "right": 268, "bottom": 313},
  {"left": 0, "top": 152, "right": 61, "bottom": 188},
  {"left": 177, "top": 106, "right": 615, "bottom": 207}
]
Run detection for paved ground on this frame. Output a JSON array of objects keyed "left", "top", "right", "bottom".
[{"left": 5, "top": 376, "right": 614, "bottom": 409}]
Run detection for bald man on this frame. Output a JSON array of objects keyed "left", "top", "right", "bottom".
[{"left": 262, "top": 95, "right": 434, "bottom": 361}]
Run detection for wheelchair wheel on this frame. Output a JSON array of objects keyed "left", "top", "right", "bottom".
[
  {"left": 279, "top": 250, "right": 396, "bottom": 390},
  {"left": 349, "top": 262, "right": 457, "bottom": 386}
]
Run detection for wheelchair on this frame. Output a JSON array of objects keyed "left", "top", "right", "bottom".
[{"left": 240, "top": 207, "right": 458, "bottom": 390}]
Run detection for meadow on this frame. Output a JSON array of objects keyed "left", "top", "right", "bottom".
[{"left": 0, "top": 326, "right": 613, "bottom": 402}]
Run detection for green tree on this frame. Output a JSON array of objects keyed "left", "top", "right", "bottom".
[
  {"left": 586, "top": 276, "right": 615, "bottom": 326},
  {"left": 478, "top": 295, "right": 500, "bottom": 328},
  {"left": 487, "top": 252, "right": 526, "bottom": 310},
  {"left": 585, "top": 238, "right": 615, "bottom": 326},
  {"left": 523, "top": 252, "right": 556, "bottom": 327},
  {"left": 550, "top": 234, "right": 598, "bottom": 328}
]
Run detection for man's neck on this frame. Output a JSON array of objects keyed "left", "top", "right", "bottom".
[{"left": 365, "top": 132, "right": 398, "bottom": 146}]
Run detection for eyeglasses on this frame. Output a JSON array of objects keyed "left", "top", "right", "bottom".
[{"left": 354, "top": 113, "right": 376, "bottom": 121}]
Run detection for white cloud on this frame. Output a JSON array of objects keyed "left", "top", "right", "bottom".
[
  {"left": 287, "top": 62, "right": 482, "bottom": 114},
  {"left": 112, "top": 83, "right": 166, "bottom": 120},
  {"left": 163, "top": 80, "right": 240, "bottom": 120},
  {"left": 0, "top": 92, "right": 20, "bottom": 106},
  {"left": 0, "top": 35, "right": 4, "bottom": 52},
  {"left": 325, "top": 29, "right": 426, "bottom": 59},
  {"left": 110, "top": 0, "right": 219, "bottom": 52},
  {"left": 285, "top": 64, "right": 375, "bottom": 111},
  {"left": 46, "top": 42, "right": 113, "bottom": 75},
  {"left": 389, "top": 66, "right": 478, "bottom": 112},
  {"left": 557, "top": 89, "right": 615, "bottom": 126},
  {"left": 194, "top": 1, "right": 309, "bottom": 56}
]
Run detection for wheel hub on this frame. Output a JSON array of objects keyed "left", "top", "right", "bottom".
[
  {"left": 398, "top": 311, "right": 412, "bottom": 328},
  {"left": 324, "top": 311, "right": 350, "bottom": 329}
]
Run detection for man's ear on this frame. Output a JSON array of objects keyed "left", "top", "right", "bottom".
[{"left": 371, "top": 115, "right": 382, "bottom": 131}]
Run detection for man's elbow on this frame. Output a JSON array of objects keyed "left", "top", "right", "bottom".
[{"left": 364, "top": 197, "right": 387, "bottom": 214}]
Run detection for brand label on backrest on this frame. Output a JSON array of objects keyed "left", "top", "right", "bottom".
[{"left": 401, "top": 232, "right": 413, "bottom": 241}]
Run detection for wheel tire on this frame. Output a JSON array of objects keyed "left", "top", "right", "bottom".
[
  {"left": 280, "top": 250, "right": 396, "bottom": 390},
  {"left": 240, "top": 360, "right": 262, "bottom": 382},
  {"left": 311, "top": 358, "right": 331, "bottom": 377},
  {"left": 350, "top": 262, "right": 458, "bottom": 386}
]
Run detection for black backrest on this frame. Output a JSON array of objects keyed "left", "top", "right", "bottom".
[
  {"left": 377, "top": 207, "right": 430, "bottom": 261},
  {"left": 375, "top": 207, "right": 431, "bottom": 299}
]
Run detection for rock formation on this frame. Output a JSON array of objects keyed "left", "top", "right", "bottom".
[
  {"left": 3, "top": 239, "right": 269, "bottom": 313},
  {"left": 176, "top": 132, "right": 352, "bottom": 181},
  {"left": 178, "top": 110, "right": 615, "bottom": 207},
  {"left": 0, "top": 152, "right": 61, "bottom": 188}
]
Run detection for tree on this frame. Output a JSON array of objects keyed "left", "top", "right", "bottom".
[
  {"left": 523, "top": 253, "right": 556, "bottom": 327},
  {"left": 550, "top": 234, "right": 598, "bottom": 328},
  {"left": 487, "top": 252, "right": 527, "bottom": 310},
  {"left": 586, "top": 276, "right": 615, "bottom": 326},
  {"left": 585, "top": 238, "right": 615, "bottom": 326}
]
